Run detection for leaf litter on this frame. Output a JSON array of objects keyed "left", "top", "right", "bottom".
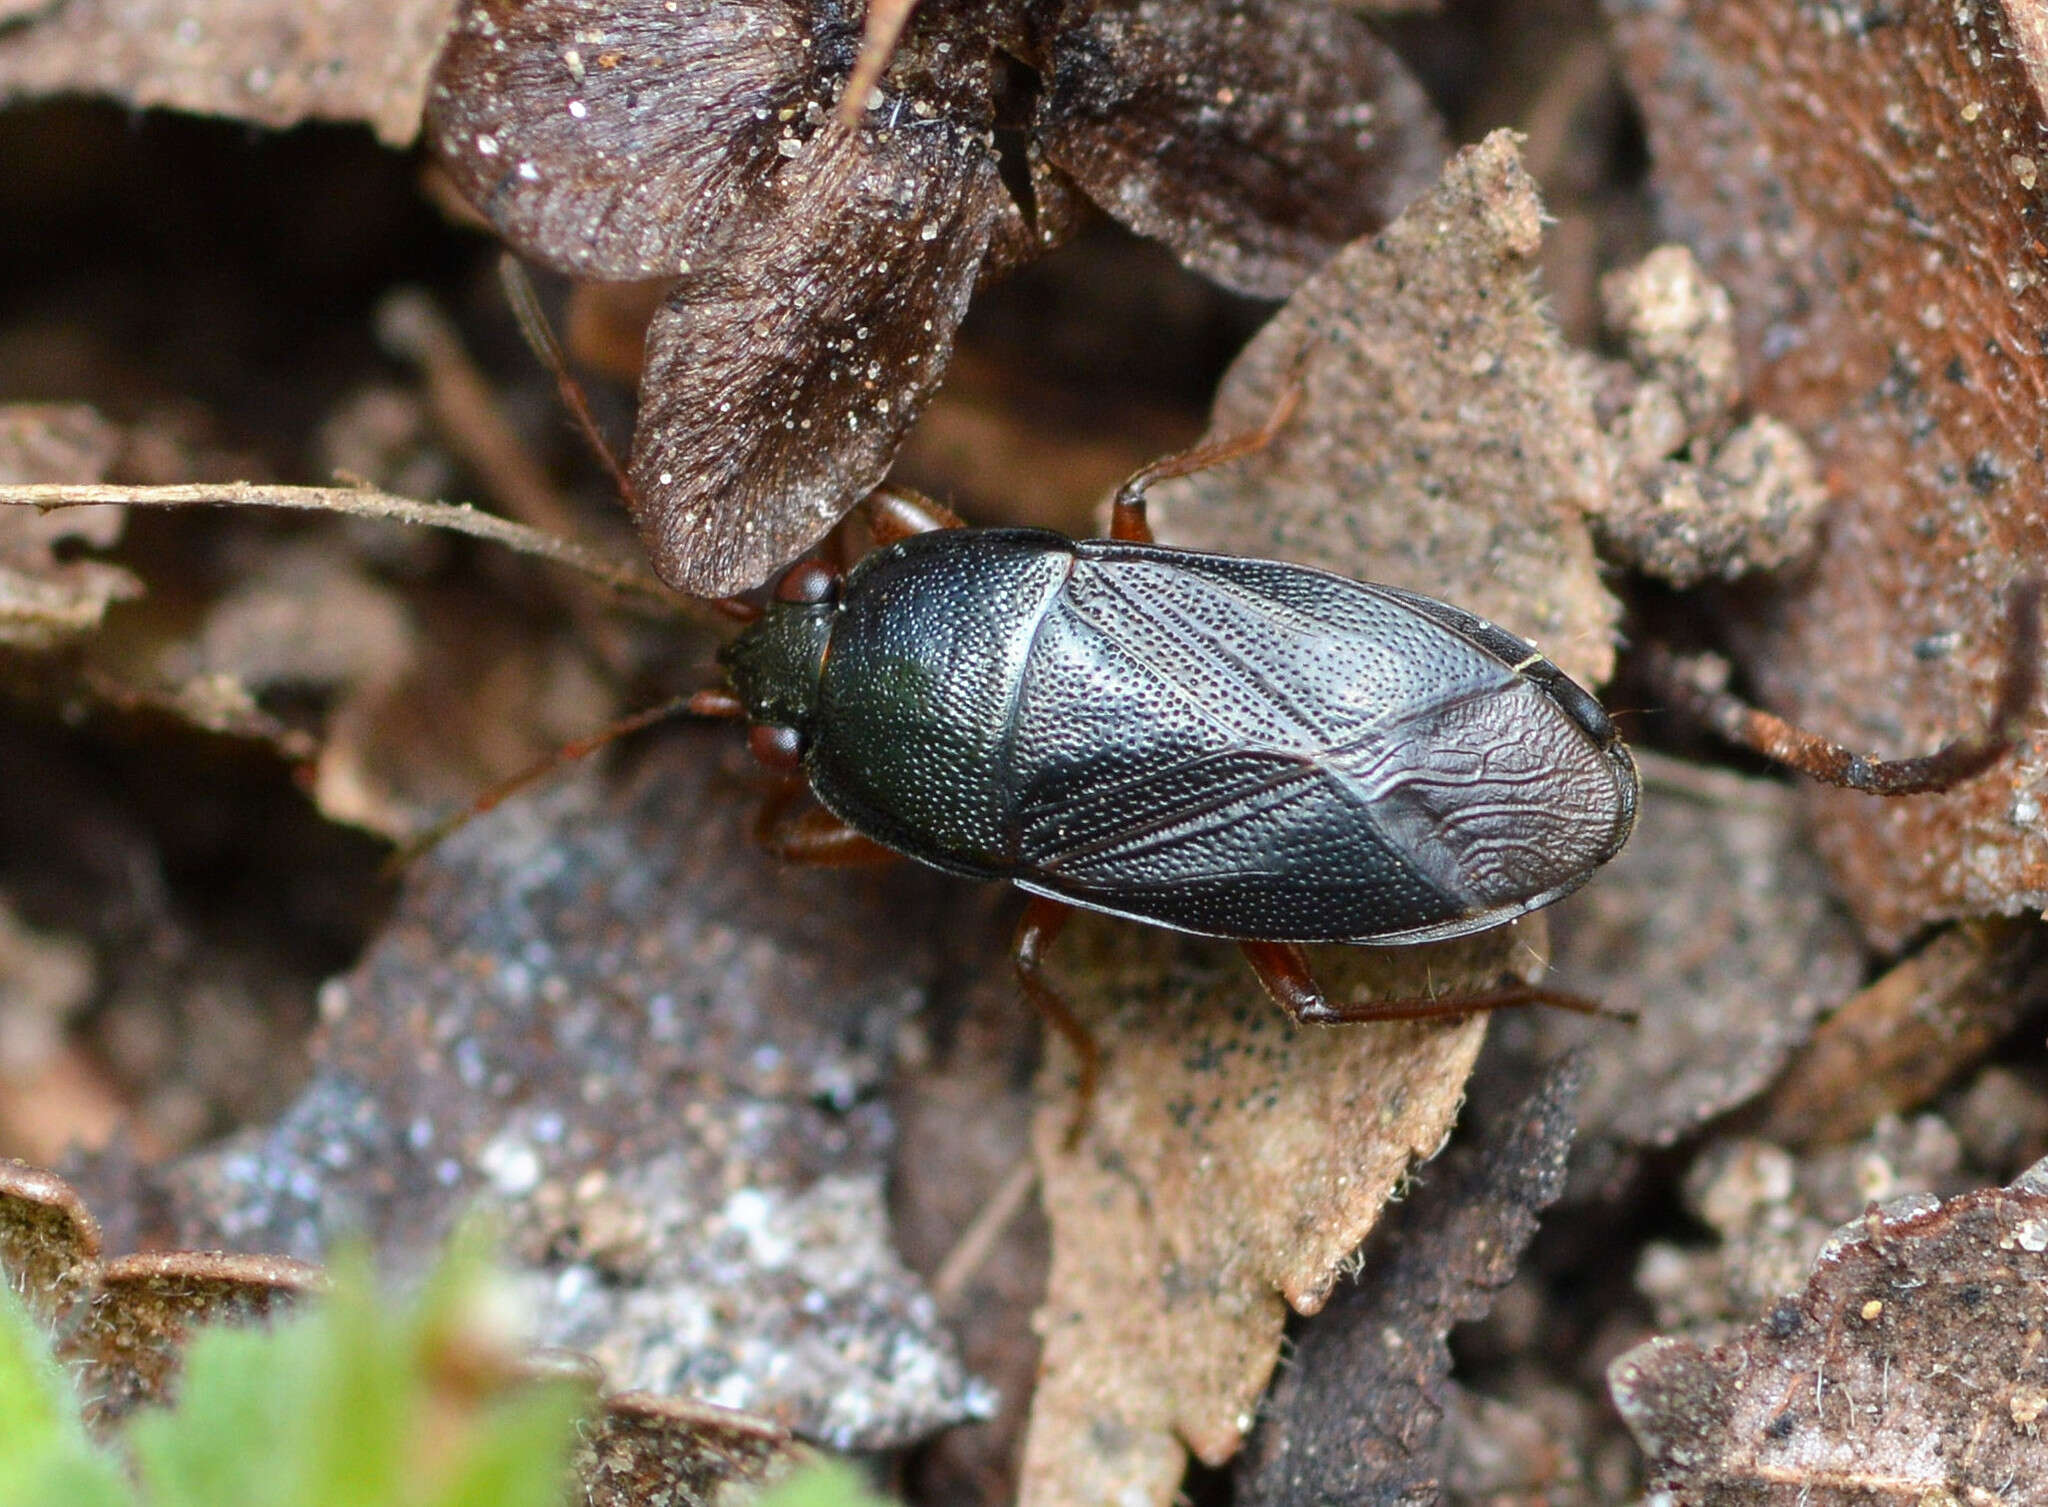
[
  {"left": 0, "top": 0, "right": 457, "bottom": 144},
  {"left": 12, "top": 5, "right": 2048, "bottom": 1498},
  {"left": 0, "top": 404, "right": 139, "bottom": 652},
  {"left": 1479, "top": 751, "right": 1865, "bottom": 1198},
  {"left": 1233, "top": 1057, "right": 1585, "bottom": 1506},
  {"left": 84, "top": 740, "right": 988, "bottom": 1449},
  {"left": 1611, "top": 0, "right": 2048, "bottom": 947},
  {"left": 1615, "top": 1155, "right": 2048, "bottom": 1505}
]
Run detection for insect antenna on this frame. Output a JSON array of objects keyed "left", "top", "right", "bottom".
[
  {"left": 1109, "top": 368, "right": 1306, "bottom": 542},
  {"left": 1646, "top": 576, "right": 2042, "bottom": 795},
  {"left": 497, "top": 254, "right": 638, "bottom": 509},
  {"left": 385, "top": 689, "right": 744, "bottom": 875},
  {"left": 497, "top": 254, "right": 762, "bottom": 634},
  {"left": 837, "top": 0, "right": 921, "bottom": 128}
]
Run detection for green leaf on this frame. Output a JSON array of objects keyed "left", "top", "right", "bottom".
[
  {"left": 0, "top": 1276, "right": 78, "bottom": 1461},
  {"left": 1, "top": 1449, "right": 135, "bottom": 1507},
  {"left": 123, "top": 1235, "right": 585, "bottom": 1507},
  {"left": 752, "top": 1460, "right": 901, "bottom": 1507},
  {"left": 0, "top": 1272, "right": 132, "bottom": 1507},
  {"left": 430, "top": 1382, "right": 586, "bottom": 1507},
  {"left": 128, "top": 1324, "right": 296, "bottom": 1507}
]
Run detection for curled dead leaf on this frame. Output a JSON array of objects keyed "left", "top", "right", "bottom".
[{"left": 426, "top": 0, "right": 1443, "bottom": 593}]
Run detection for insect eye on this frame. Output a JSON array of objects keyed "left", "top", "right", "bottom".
[
  {"left": 775, "top": 561, "right": 839, "bottom": 605},
  {"left": 747, "top": 723, "right": 806, "bottom": 773}
]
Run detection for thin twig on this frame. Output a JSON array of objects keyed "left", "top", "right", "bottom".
[
  {"left": 0, "top": 482, "right": 678, "bottom": 610},
  {"left": 930, "top": 1156, "right": 1039, "bottom": 1309}
]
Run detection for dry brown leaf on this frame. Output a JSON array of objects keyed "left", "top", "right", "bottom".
[
  {"left": 1023, "top": 924, "right": 1511, "bottom": 1507},
  {"left": 1614, "top": 1158, "right": 2048, "bottom": 1504},
  {"left": 0, "top": 403, "right": 139, "bottom": 650},
  {"left": 0, "top": 1156, "right": 101, "bottom": 1319},
  {"left": 575, "top": 1392, "right": 806, "bottom": 1507},
  {"left": 1148, "top": 128, "right": 1617, "bottom": 688},
  {"left": 425, "top": 0, "right": 1444, "bottom": 595},
  {"left": 1020, "top": 130, "right": 1621, "bottom": 1507},
  {"left": 1611, "top": 1, "right": 2048, "bottom": 946},
  {"left": 0, "top": 0, "right": 455, "bottom": 145},
  {"left": 0, "top": 475, "right": 641, "bottom": 840},
  {"left": 1, "top": 1158, "right": 316, "bottom": 1425},
  {"left": 1234, "top": 1057, "right": 1584, "bottom": 1505},
  {"left": 1032, "top": 0, "right": 1446, "bottom": 300}
]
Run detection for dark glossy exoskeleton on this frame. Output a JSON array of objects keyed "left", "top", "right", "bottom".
[
  {"left": 724, "top": 526, "right": 1637, "bottom": 950},
  {"left": 700, "top": 442, "right": 1642, "bottom": 1056}
]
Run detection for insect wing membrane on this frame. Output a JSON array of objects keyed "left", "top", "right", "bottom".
[{"left": 1006, "top": 546, "right": 1635, "bottom": 944}]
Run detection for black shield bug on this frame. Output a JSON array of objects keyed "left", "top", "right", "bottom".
[
  {"left": 677, "top": 406, "right": 2041, "bottom": 1105},
  {"left": 684, "top": 410, "right": 1644, "bottom": 1084}
]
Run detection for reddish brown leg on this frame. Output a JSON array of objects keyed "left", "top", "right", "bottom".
[
  {"left": 387, "top": 692, "right": 719, "bottom": 873},
  {"left": 1238, "top": 940, "right": 1624, "bottom": 1026},
  {"left": 1108, "top": 376, "right": 1306, "bottom": 543},
  {"left": 1646, "top": 577, "right": 2043, "bottom": 796},
  {"left": 1013, "top": 896, "right": 1101, "bottom": 1146},
  {"left": 862, "top": 483, "right": 966, "bottom": 544},
  {"left": 755, "top": 796, "right": 899, "bottom": 867}
]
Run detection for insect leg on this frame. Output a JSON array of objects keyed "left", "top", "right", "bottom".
[
  {"left": 755, "top": 799, "right": 900, "bottom": 867},
  {"left": 862, "top": 483, "right": 966, "bottom": 543},
  {"left": 1238, "top": 940, "right": 1619, "bottom": 1026},
  {"left": 1646, "top": 576, "right": 2043, "bottom": 795},
  {"left": 1109, "top": 375, "right": 1305, "bottom": 543},
  {"left": 1237, "top": 939, "right": 1328, "bottom": 1018},
  {"left": 1012, "top": 896, "right": 1101, "bottom": 1146}
]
